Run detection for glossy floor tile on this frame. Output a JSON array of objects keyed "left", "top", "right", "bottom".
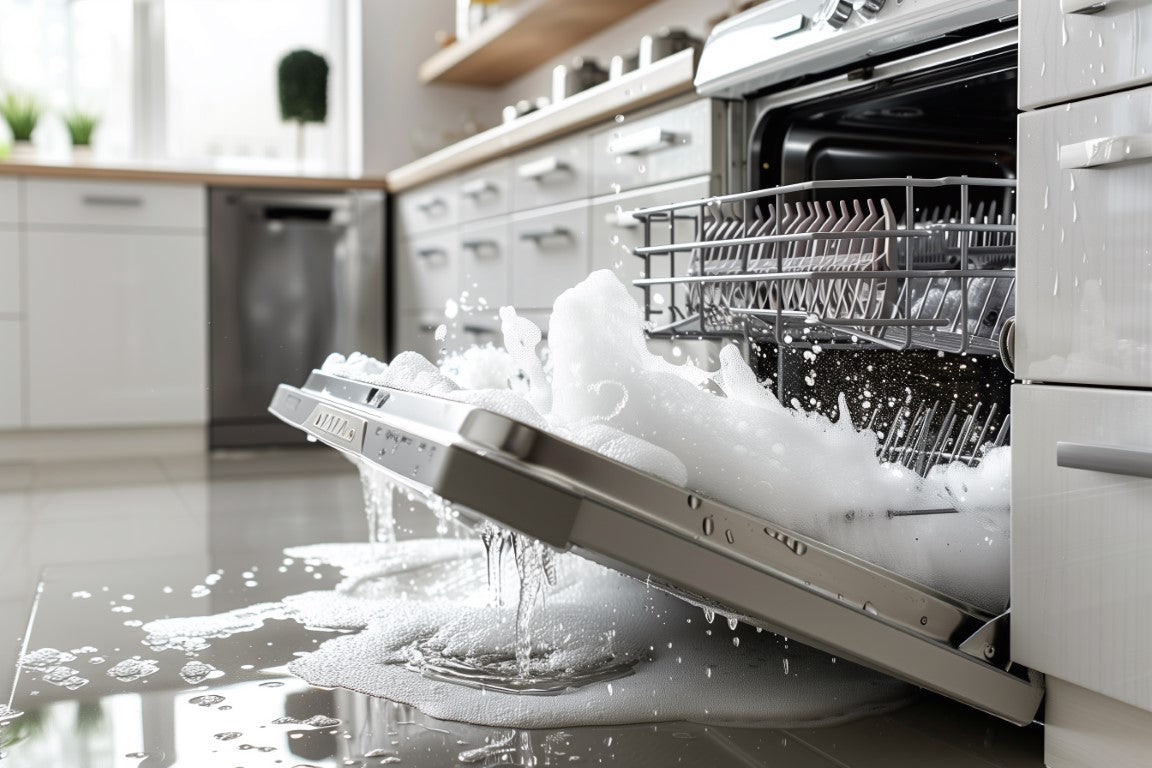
[{"left": 0, "top": 448, "right": 1044, "bottom": 767}]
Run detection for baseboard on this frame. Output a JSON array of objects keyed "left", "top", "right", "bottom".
[
  {"left": 1045, "top": 677, "right": 1152, "bottom": 768},
  {"left": 0, "top": 425, "right": 207, "bottom": 462}
]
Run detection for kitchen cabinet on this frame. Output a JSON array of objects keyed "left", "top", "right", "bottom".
[
  {"left": 458, "top": 158, "right": 512, "bottom": 223},
  {"left": 0, "top": 178, "right": 17, "bottom": 224},
  {"left": 0, "top": 321, "right": 22, "bottom": 428},
  {"left": 512, "top": 135, "right": 592, "bottom": 210},
  {"left": 26, "top": 229, "right": 207, "bottom": 427},
  {"left": 0, "top": 228, "right": 19, "bottom": 315},
  {"left": 24, "top": 178, "right": 205, "bottom": 230},
  {"left": 510, "top": 199, "right": 591, "bottom": 310}
]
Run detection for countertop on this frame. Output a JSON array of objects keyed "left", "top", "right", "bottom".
[
  {"left": 0, "top": 159, "right": 389, "bottom": 190},
  {"left": 385, "top": 47, "right": 699, "bottom": 193}
]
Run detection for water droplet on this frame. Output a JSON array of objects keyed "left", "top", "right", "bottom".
[
  {"left": 726, "top": 616, "right": 738, "bottom": 631},
  {"left": 702, "top": 516, "right": 714, "bottom": 535},
  {"left": 731, "top": 637, "right": 740, "bottom": 647},
  {"left": 863, "top": 602, "right": 879, "bottom": 616},
  {"left": 189, "top": 695, "right": 226, "bottom": 707},
  {"left": 687, "top": 495, "right": 702, "bottom": 509},
  {"left": 214, "top": 732, "right": 242, "bottom": 741}
]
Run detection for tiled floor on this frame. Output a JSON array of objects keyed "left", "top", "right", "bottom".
[{"left": 0, "top": 448, "right": 1045, "bottom": 767}]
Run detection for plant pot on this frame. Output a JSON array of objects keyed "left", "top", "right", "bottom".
[
  {"left": 71, "top": 145, "right": 94, "bottom": 163},
  {"left": 7, "top": 140, "right": 36, "bottom": 161}
]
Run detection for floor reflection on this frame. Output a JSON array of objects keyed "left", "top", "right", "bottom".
[{"left": 1, "top": 450, "right": 1043, "bottom": 767}]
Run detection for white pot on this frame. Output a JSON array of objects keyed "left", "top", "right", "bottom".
[
  {"left": 71, "top": 145, "right": 94, "bottom": 163},
  {"left": 7, "top": 140, "right": 36, "bottom": 161}
]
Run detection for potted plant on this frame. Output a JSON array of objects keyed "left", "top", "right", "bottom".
[
  {"left": 64, "top": 110, "right": 100, "bottom": 161},
  {"left": 277, "top": 49, "right": 328, "bottom": 164},
  {"left": 0, "top": 93, "right": 42, "bottom": 161}
]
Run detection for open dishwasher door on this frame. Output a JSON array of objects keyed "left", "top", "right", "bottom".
[{"left": 269, "top": 371, "right": 1044, "bottom": 725}]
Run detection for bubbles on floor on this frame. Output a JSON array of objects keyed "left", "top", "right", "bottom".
[
  {"left": 273, "top": 715, "right": 340, "bottom": 728},
  {"left": 179, "top": 660, "right": 221, "bottom": 685},
  {"left": 107, "top": 659, "right": 159, "bottom": 683},
  {"left": 188, "top": 695, "right": 226, "bottom": 708}
]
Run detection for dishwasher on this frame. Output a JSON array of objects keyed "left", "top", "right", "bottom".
[
  {"left": 210, "top": 188, "right": 386, "bottom": 448},
  {"left": 270, "top": 0, "right": 1043, "bottom": 729}
]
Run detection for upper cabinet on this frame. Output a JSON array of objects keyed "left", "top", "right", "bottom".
[{"left": 420, "top": 0, "right": 661, "bottom": 86}]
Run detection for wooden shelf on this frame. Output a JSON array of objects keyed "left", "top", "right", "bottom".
[{"left": 419, "top": 0, "right": 662, "bottom": 86}]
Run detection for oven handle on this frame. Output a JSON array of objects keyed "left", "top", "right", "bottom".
[
  {"left": 610, "top": 126, "right": 675, "bottom": 156},
  {"left": 1059, "top": 133, "right": 1152, "bottom": 169},
  {"left": 1057, "top": 442, "right": 1152, "bottom": 479}
]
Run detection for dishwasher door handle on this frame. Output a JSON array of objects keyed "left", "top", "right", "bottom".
[
  {"left": 1060, "top": 133, "right": 1152, "bottom": 169},
  {"left": 1056, "top": 441, "right": 1152, "bottom": 479}
]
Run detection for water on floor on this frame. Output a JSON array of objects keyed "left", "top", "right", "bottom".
[{"left": 0, "top": 450, "right": 1042, "bottom": 766}]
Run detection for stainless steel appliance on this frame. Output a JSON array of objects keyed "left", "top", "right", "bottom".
[
  {"left": 270, "top": 0, "right": 1041, "bottom": 726},
  {"left": 211, "top": 188, "right": 386, "bottom": 448}
]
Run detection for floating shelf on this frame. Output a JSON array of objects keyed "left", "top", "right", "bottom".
[{"left": 419, "top": 0, "right": 662, "bottom": 86}]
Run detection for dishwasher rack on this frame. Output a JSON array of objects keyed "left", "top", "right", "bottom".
[{"left": 631, "top": 177, "right": 1017, "bottom": 357}]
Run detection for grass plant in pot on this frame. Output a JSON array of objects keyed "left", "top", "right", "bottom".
[
  {"left": 278, "top": 49, "right": 328, "bottom": 166},
  {"left": 65, "top": 110, "right": 100, "bottom": 162},
  {"left": 0, "top": 93, "right": 42, "bottom": 161}
]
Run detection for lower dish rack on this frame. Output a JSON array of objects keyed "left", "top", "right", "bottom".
[{"left": 631, "top": 177, "right": 1017, "bottom": 356}]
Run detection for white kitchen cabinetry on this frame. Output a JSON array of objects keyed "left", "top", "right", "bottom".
[
  {"left": 397, "top": 232, "right": 460, "bottom": 314},
  {"left": 1012, "top": 384, "right": 1152, "bottom": 712},
  {"left": 509, "top": 200, "right": 590, "bottom": 311},
  {"left": 1020, "top": 1, "right": 1152, "bottom": 111},
  {"left": 26, "top": 229, "right": 207, "bottom": 427},
  {"left": 0, "top": 228, "right": 19, "bottom": 316},
  {"left": 458, "top": 158, "right": 512, "bottom": 223},
  {"left": 512, "top": 135, "right": 592, "bottom": 211},
  {"left": 0, "top": 178, "right": 17, "bottom": 224},
  {"left": 24, "top": 179, "right": 204, "bottom": 229},
  {"left": 1017, "top": 85, "right": 1152, "bottom": 388},
  {"left": 0, "top": 321, "right": 21, "bottom": 428}
]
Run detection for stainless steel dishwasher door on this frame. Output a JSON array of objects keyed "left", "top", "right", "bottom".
[{"left": 209, "top": 188, "right": 386, "bottom": 447}]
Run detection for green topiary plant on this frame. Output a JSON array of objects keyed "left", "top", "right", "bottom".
[
  {"left": 64, "top": 110, "right": 100, "bottom": 146},
  {"left": 277, "top": 49, "right": 329, "bottom": 161},
  {"left": 0, "top": 93, "right": 41, "bottom": 142}
]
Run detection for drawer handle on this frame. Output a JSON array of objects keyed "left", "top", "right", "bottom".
[
  {"left": 517, "top": 156, "right": 569, "bottom": 181},
  {"left": 610, "top": 127, "right": 675, "bottom": 156},
  {"left": 605, "top": 210, "right": 639, "bottom": 229},
  {"left": 415, "top": 197, "right": 447, "bottom": 213},
  {"left": 416, "top": 247, "right": 448, "bottom": 259},
  {"left": 1056, "top": 441, "right": 1152, "bottom": 479},
  {"left": 462, "top": 238, "right": 500, "bottom": 252},
  {"left": 460, "top": 179, "right": 496, "bottom": 198},
  {"left": 1059, "top": 133, "right": 1152, "bottom": 169},
  {"left": 1061, "top": 0, "right": 1108, "bottom": 14},
  {"left": 519, "top": 227, "right": 573, "bottom": 243},
  {"left": 463, "top": 323, "right": 497, "bottom": 335},
  {"left": 82, "top": 194, "right": 144, "bottom": 207}
]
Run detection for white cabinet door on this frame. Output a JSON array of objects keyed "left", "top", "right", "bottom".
[
  {"left": 1012, "top": 384, "right": 1152, "bottom": 713},
  {"left": 0, "top": 178, "right": 17, "bottom": 225},
  {"left": 26, "top": 230, "right": 207, "bottom": 427},
  {"left": 509, "top": 200, "right": 590, "bottom": 311},
  {"left": 0, "top": 320, "right": 22, "bottom": 428},
  {"left": 1017, "top": 86, "right": 1152, "bottom": 389},
  {"left": 0, "top": 228, "right": 19, "bottom": 315},
  {"left": 24, "top": 179, "right": 204, "bottom": 230}
]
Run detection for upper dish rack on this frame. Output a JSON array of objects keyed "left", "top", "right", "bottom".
[{"left": 630, "top": 177, "right": 1016, "bottom": 356}]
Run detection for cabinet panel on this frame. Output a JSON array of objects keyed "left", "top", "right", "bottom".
[
  {"left": 1017, "top": 87, "right": 1152, "bottom": 388},
  {"left": 25, "top": 179, "right": 204, "bottom": 230},
  {"left": 460, "top": 218, "right": 509, "bottom": 308},
  {"left": 0, "top": 178, "right": 16, "bottom": 225},
  {"left": 458, "top": 158, "right": 512, "bottom": 223},
  {"left": 1020, "top": 0, "right": 1152, "bottom": 110},
  {"left": 0, "top": 228, "right": 19, "bottom": 314},
  {"left": 0, "top": 320, "right": 22, "bottom": 428},
  {"left": 509, "top": 200, "right": 590, "bottom": 311},
  {"left": 26, "top": 230, "right": 207, "bottom": 426},
  {"left": 1012, "top": 384, "right": 1152, "bottom": 712},
  {"left": 511, "top": 134, "right": 592, "bottom": 211},
  {"left": 397, "top": 232, "right": 460, "bottom": 313},
  {"left": 591, "top": 99, "right": 720, "bottom": 196},
  {"left": 396, "top": 179, "right": 458, "bottom": 238},
  {"left": 591, "top": 175, "right": 713, "bottom": 315}
]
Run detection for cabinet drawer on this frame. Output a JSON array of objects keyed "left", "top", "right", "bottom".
[
  {"left": 591, "top": 175, "right": 713, "bottom": 315},
  {"left": 397, "top": 232, "right": 460, "bottom": 313},
  {"left": 0, "top": 320, "right": 22, "bottom": 428},
  {"left": 396, "top": 180, "right": 458, "bottom": 237},
  {"left": 0, "top": 178, "right": 16, "bottom": 225},
  {"left": 395, "top": 312, "right": 444, "bottom": 361},
  {"left": 458, "top": 158, "right": 511, "bottom": 223},
  {"left": 24, "top": 179, "right": 204, "bottom": 230},
  {"left": 1020, "top": 1, "right": 1152, "bottom": 110},
  {"left": 0, "top": 229, "right": 19, "bottom": 314},
  {"left": 1012, "top": 383, "right": 1152, "bottom": 712},
  {"left": 510, "top": 201, "right": 590, "bottom": 310},
  {"left": 591, "top": 99, "right": 720, "bottom": 196},
  {"left": 460, "top": 218, "right": 509, "bottom": 308},
  {"left": 1018, "top": 87, "right": 1152, "bottom": 388},
  {"left": 512, "top": 135, "right": 591, "bottom": 211},
  {"left": 26, "top": 230, "right": 207, "bottom": 427}
]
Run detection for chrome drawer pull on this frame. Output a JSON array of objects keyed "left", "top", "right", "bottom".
[
  {"left": 82, "top": 194, "right": 144, "bottom": 207},
  {"left": 610, "top": 126, "right": 675, "bottom": 156},
  {"left": 1061, "top": 0, "right": 1108, "bottom": 14},
  {"left": 415, "top": 197, "right": 447, "bottom": 213},
  {"left": 461, "top": 239, "right": 499, "bottom": 252},
  {"left": 1059, "top": 133, "right": 1152, "bottom": 169},
  {"left": 517, "top": 157, "right": 569, "bottom": 181},
  {"left": 1056, "top": 441, "right": 1152, "bottom": 479},
  {"left": 460, "top": 179, "right": 496, "bottom": 198},
  {"left": 415, "top": 247, "right": 448, "bottom": 259},
  {"left": 519, "top": 227, "right": 573, "bottom": 243}
]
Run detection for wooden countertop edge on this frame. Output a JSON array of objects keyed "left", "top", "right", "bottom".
[
  {"left": 0, "top": 162, "right": 389, "bottom": 190},
  {"left": 386, "top": 48, "right": 699, "bottom": 193}
]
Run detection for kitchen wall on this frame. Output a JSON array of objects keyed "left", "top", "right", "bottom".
[{"left": 496, "top": 0, "right": 734, "bottom": 111}]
